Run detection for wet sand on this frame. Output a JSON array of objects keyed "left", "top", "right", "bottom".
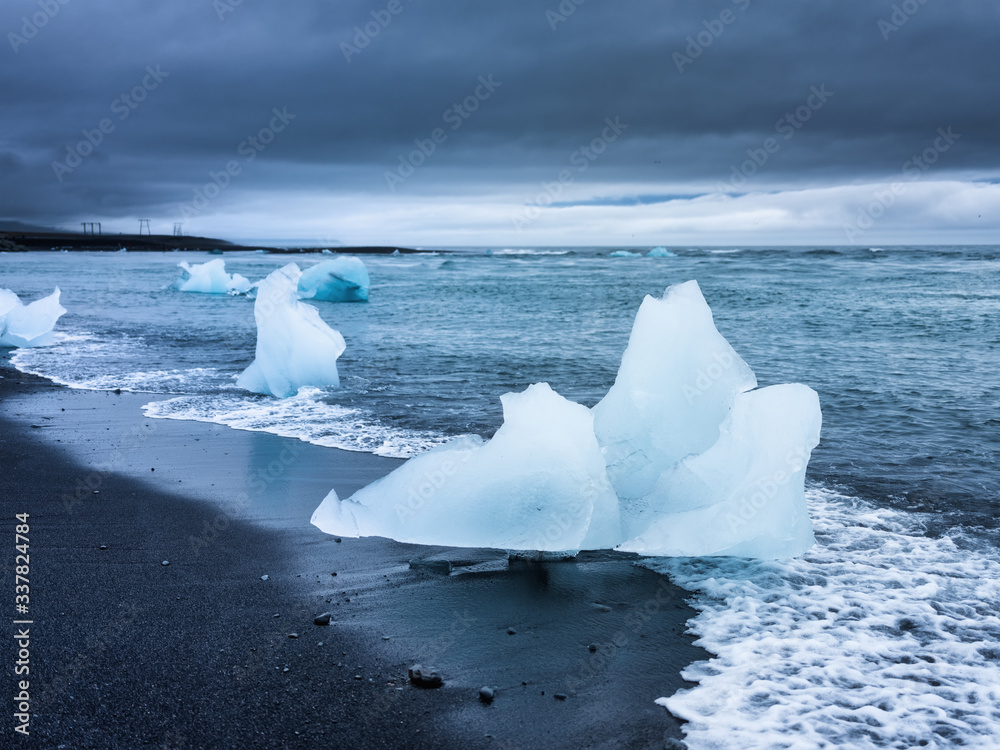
[{"left": 0, "top": 360, "right": 704, "bottom": 749}]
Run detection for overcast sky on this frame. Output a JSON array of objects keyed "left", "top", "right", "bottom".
[{"left": 2, "top": 0, "right": 998, "bottom": 246}]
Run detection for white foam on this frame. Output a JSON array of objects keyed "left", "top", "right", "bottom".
[
  {"left": 10, "top": 335, "right": 225, "bottom": 394},
  {"left": 141, "top": 388, "right": 454, "bottom": 458},
  {"left": 491, "top": 249, "right": 571, "bottom": 256},
  {"left": 648, "top": 487, "right": 1000, "bottom": 750}
]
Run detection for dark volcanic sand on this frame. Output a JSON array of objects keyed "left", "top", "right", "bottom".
[{"left": 0, "top": 360, "right": 705, "bottom": 749}]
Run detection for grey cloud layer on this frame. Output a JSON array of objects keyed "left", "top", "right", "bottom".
[{"left": 2, "top": 0, "right": 997, "bottom": 224}]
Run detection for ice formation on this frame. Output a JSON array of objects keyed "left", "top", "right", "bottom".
[
  {"left": 173, "top": 259, "right": 252, "bottom": 295},
  {"left": 311, "top": 383, "right": 622, "bottom": 551},
  {"left": 236, "top": 264, "right": 346, "bottom": 398},
  {"left": 312, "top": 280, "right": 822, "bottom": 559},
  {"left": 608, "top": 250, "right": 642, "bottom": 257},
  {"left": 0, "top": 288, "right": 66, "bottom": 348},
  {"left": 297, "top": 257, "right": 369, "bottom": 302},
  {"left": 647, "top": 246, "right": 677, "bottom": 257}
]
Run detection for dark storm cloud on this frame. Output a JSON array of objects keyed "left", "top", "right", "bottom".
[{"left": 1, "top": 0, "right": 997, "bottom": 226}]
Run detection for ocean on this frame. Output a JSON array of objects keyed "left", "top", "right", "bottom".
[{"left": 3, "top": 245, "right": 999, "bottom": 748}]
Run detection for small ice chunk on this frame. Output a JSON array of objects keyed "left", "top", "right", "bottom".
[
  {"left": 297, "top": 257, "right": 369, "bottom": 302},
  {"left": 647, "top": 246, "right": 677, "bottom": 257},
  {"left": 608, "top": 250, "right": 642, "bottom": 257},
  {"left": 310, "top": 383, "right": 621, "bottom": 552},
  {"left": 0, "top": 288, "right": 66, "bottom": 348},
  {"left": 236, "top": 263, "right": 346, "bottom": 398},
  {"left": 173, "top": 259, "right": 251, "bottom": 295}
]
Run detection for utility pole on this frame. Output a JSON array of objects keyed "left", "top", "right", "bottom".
[
  {"left": 138, "top": 219, "right": 151, "bottom": 235},
  {"left": 173, "top": 223, "right": 183, "bottom": 237}
]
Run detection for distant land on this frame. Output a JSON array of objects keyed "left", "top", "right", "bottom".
[{"left": 0, "top": 223, "right": 422, "bottom": 254}]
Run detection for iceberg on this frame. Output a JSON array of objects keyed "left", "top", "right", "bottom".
[
  {"left": 592, "top": 281, "right": 758, "bottom": 538},
  {"left": 173, "top": 259, "right": 252, "bottom": 295},
  {"left": 297, "top": 257, "right": 369, "bottom": 302},
  {"left": 0, "top": 288, "right": 66, "bottom": 348},
  {"left": 608, "top": 250, "right": 642, "bottom": 258},
  {"left": 312, "top": 280, "right": 821, "bottom": 559},
  {"left": 236, "top": 264, "right": 346, "bottom": 398},
  {"left": 647, "top": 246, "right": 677, "bottom": 257},
  {"left": 311, "top": 383, "right": 621, "bottom": 552}
]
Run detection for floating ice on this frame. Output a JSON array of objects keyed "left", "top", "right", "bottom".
[
  {"left": 236, "top": 264, "right": 346, "bottom": 398},
  {"left": 313, "top": 280, "right": 821, "bottom": 558},
  {"left": 311, "top": 383, "right": 621, "bottom": 552},
  {"left": 647, "top": 246, "right": 677, "bottom": 257},
  {"left": 608, "top": 250, "right": 642, "bottom": 257},
  {"left": 297, "top": 257, "right": 369, "bottom": 302},
  {"left": 173, "top": 259, "right": 251, "bottom": 295},
  {"left": 0, "top": 288, "right": 66, "bottom": 348}
]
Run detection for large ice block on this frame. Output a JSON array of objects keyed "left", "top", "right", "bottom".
[
  {"left": 236, "top": 264, "right": 346, "bottom": 398},
  {"left": 617, "top": 383, "right": 821, "bottom": 558},
  {"left": 311, "top": 383, "right": 622, "bottom": 552},
  {"left": 592, "top": 281, "right": 757, "bottom": 538},
  {"left": 312, "top": 280, "right": 822, "bottom": 559},
  {"left": 0, "top": 288, "right": 66, "bottom": 348},
  {"left": 297, "top": 257, "right": 369, "bottom": 302}
]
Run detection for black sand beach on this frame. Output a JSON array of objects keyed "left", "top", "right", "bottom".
[{"left": 1, "top": 359, "right": 704, "bottom": 749}]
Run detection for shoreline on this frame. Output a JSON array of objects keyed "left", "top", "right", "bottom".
[
  {"left": 0, "top": 230, "right": 425, "bottom": 254},
  {"left": 1, "top": 360, "right": 703, "bottom": 748}
]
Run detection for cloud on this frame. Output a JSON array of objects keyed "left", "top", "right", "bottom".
[{"left": 1, "top": 0, "right": 997, "bottom": 243}]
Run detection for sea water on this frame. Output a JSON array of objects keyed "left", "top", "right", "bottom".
[{"left": 3, "top": 245, "right": 998, "bottom": 747}]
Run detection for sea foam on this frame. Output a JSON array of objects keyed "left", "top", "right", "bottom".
[{"left": 650, "top": 487, "right": 1000, "bottom": 750}]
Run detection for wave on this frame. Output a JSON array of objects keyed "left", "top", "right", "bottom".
[
  {"left": 141, "top": 389, "right": 457, "bottom": 459},
  {"left": 648, "top": 486, "right": 1000, "bottom": 749},
  {"left": 489, "top": 249, "right": 572, "bottom": 256}
]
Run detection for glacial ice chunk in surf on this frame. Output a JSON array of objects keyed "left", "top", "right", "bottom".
[
  {"left": 173, "top": 259, "right": 252, "bottom": 295},
  {"left": 592, "top": 280, "right": 758, "bottom": 539},
  {"left": 617, "top": 383, "right": 820, "bottom": 558},
  {"left": 297, "top": 257, "right": 370, "bottom": 302},
  {"left": 310, "top": 383, "right": 622, "bottom": 552},
  {"left": 236, "top": 263, "right": 346, "bottom": 398},
  {"left": 312, "top": 280, "right": 821, "bottom": 559},
  {"left": 0, "top": 288, "right": 66, "bottom": 348}
]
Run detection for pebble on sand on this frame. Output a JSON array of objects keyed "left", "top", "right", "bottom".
[
  {"left": 314, "top": 612, "right": 333, "bottom": 626},
  {"left": 408, "top": 665, "right": 443, "bottom": 689},
  {"left": 478, "top": 686, "right": 495, "bottom": 704}
]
